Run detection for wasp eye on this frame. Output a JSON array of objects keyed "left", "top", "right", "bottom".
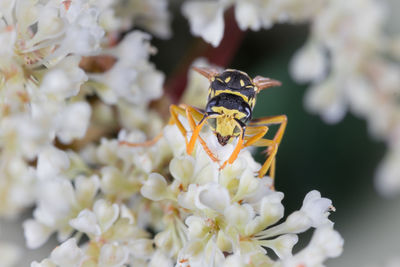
[{"left": 208, "top": 118, "right": 217, "bottom": 130}]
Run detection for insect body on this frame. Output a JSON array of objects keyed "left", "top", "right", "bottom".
[
  {"left": 120, "top": 67, "right": 287, "bottom": 182},
  {"left": 205, "top": 69, "right": 256, "bottom": 146}
]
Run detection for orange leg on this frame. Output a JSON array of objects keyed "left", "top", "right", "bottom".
[
  {"left": 119, "top": 104, "right": 219, "bottom": 162},
  {"left": 249, "top": 115, "right": 287, "bottom": 150},
  {"left": 219, "top": 128, "right": 245, "bottom": 170},
  {"left": 179, "top": 104, "right": 219, "bottom": 162},
  {"left": 119, "top": 132, "right": 163, "bottom": 147},
  {"left": 245, "top": 115, "right": 287, "bottom": 183}
]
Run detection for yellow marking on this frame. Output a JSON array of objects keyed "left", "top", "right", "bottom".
[
  {"left": 216, "top": 78, "right": 224, "bottom": 83},
  {"left": 240, "top": 79, "right": 245, "bottom": 87},
  {"left": 211, "top": 77, "right": 215, "bottom": 81},
  {"left": 249, "top": 98, "right": 256, "bottom": 108},
  {"left": 225, "top": 76, "right": 231, "bottom": 83},
  {"left": 211, "top": 106, "right": 247, "bottom": 120},
  {"left": 213, "top": 89, "right": 249, "bottom": 102},
  {"left": 208, "top": 88, "right": 212, "bottom": 98},
  {"left": 209, "top": 107, "right": 244, "bottom": 138}
]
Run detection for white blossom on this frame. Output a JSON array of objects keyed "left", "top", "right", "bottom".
[{"left": 0, "top": 1, "right": 353, "bottom": 266}]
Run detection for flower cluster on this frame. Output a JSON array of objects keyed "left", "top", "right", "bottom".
[
  {"left": 182, "top": 0, "right": 327, "bottom": 47},
  {"left": 289, "top": 0, "right": 400, "bottom": 196},
  {"left": 31, "top": 123, "right": 343, "bottom": 266},
  {"left": 0, "top": 0, "right": 167, "bottom": 218},
  {"left": 0, "top": 0, "right": 346, "bottom": 266}
]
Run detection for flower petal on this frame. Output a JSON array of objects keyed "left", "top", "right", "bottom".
[{"left": 182, "top": 1, "right": 225, "bottom": 47}]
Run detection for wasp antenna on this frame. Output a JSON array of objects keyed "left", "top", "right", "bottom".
[
  {"left": 193, "top": 66, "right": 219, "bottom": 81},
  {"left": 253, "top": 76, "right": 282, "bottom": 93}
]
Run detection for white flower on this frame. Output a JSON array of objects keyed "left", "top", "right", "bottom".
[
  {"left": 55, "top": 102, "right": 92, "bottom": 144},
  {"left": 375, "top": 148, "right": 400, "bottom": 196},
  {"left": 290, "top": 42, "right": 328, "bottom": 83},
  {"left": 37, "top": 146, "right": 70, "bottom": 180},
  {"left": 300, "top": 190, "right": 333, "bottom": 227},
  {"left": 70, "top": 199, "right": 119, "bottom": 237},
  {"left": 90, "top": 31, "right": 164, "bottom": 106},
  {"left": 182, "top": 1, "right": 225, "bottom": 47},
  {"left": 0, "top": 156, "right": 36, "bottom": 218},
  {"left": 40, "top": 56, "right": 88, "bottom": 101},
  {"left": 24, "top": 175, "right": 99, "bottom": 248},
  {"left": 304, "top": 78, "right": 347, "bottom": 124},
  {"left": 50, "top": 238, "right": 85, "bottom": 267},
  {"left": 141, "top": 173, "right": 175, "bottom": 201},
  {"left": 114, "top": 0, "right": 172, "bottom": 39},
  {"left": 182, "top": 0, "right": 327, "bottom": 47},
  {"left": 281, "top": 224, "right": 344, "bottom": 267},
  {"left": 98, "top": 243, "right": 130, "bottom": 267}
]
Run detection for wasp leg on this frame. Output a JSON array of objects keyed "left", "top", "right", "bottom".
[
  {"left": 219, "top": 125, "right": 246, "bottom": 170},
  {"left": 246, "top": 115, "right": 287, "bottom": 181},
  {"left": 174, "top": 104, "right": 219, "bottom": 162},
  {"left": 249, "top": 115, "right": 287, "bottom": 150},
  {"left": 119, "top": 104, "right": 201, "bottom": 147},
  {"left": 118, "top": 105, "right": 187, "bottom": 147},
  {"left": 119, "top": 132, "right": 164, "bottom": 147},
  {"left": 119, "top": 103, "right": 219, "bottom": 163}
]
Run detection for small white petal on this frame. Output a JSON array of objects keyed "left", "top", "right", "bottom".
[
  {"left": 301, "top": 190, "right": 333, "bottom": 227},
  {"left": 93, "top": 199, "right": 120, "bottom": 232},
  {"left": 148, "top": 250, "right": 174, "bottom": 267},
  {"left": 23, "top": 219, "right": 53, "bottom": 249},
  {"left": 222, "top": 254, "right": 245, "bottom": 267},
  {"left": 178, "top": 184, "right": 198, "bottom": 210},
  {"left": 37, "top": 146, "right": 70, "bottom": 180},
  {"left": 74, "top": 175, "right": 100, "bottom": 208},
  {"left": 129, "top": 239, "right": 154, "bottom": 259},
  {"left": 234, "top": 1, "right": 261, "bottom": 31},
  {"left": 56, "top": 102, "right": 91, "bottom": 144},
  {"left": 196, "top": 183, "right": 230, "bottom": 213},
  {"left": 182, "top": 1, "right": 225, "bottom": 47},
  {"left": 304, "top": 79, "right": 347, "bottom": 124},
  {"left": 169, "top": 157, "right": 195, "bottom": 185},
  {"left": 50, "top": 238, "right": 84, "bottom": 267},
  {"left": 140, "top": 173, "right": 171, "bottom": 201},
  {"left": 224, "top": 203, "right": 253, "bottom": 229},
  {"left": 31, "top": 259, "right": 56, "bottom": 267},
  {"left": 261, "top": 234, "right": 298, "bottom": 259},
  {"left": 290, "top": 42, "right": 327, "bottom": 83},
  {"left": 69, "top": 209, "right": 101, "bottom": 236},
  {"left": 98, "top": 243, "right": 129, "bottom": 267},
  {"left": 185, "top": 216, "right": 209, "bottom": 239},
  {"left": 310, "top": 225, "right": 344, "bottom": 258},
  {"left": 285, "top": 210, "right": 313, "bottom": 233},
  {"left": 34, "top": 178, "right": 77, "bottom": 227}
]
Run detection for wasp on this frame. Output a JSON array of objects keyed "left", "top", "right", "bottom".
[{"left": 120, "top": 67, "right": 287, "bottom": 180}]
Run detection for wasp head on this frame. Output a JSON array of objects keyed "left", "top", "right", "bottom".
[{"left": 216, "top": 133, "right": 231, "bottom": 146}]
